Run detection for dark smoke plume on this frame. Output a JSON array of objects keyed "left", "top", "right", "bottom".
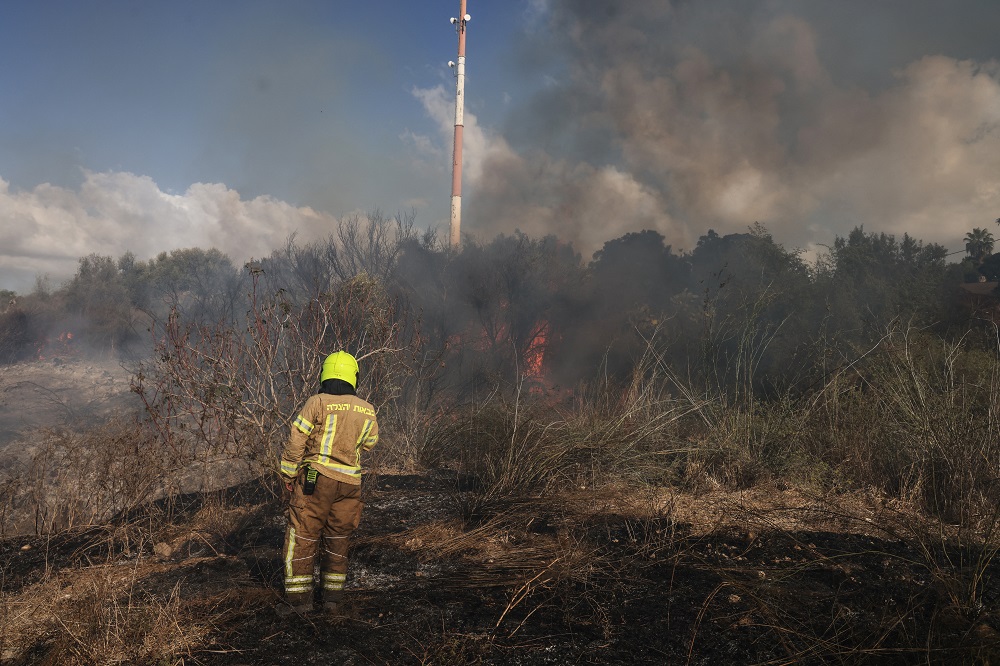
[{"left": 458, "top": 0, "right": 1000, "bottom": 259}]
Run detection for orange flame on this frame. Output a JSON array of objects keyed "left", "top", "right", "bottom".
[{"left": 524, "top": 320, "right": 548, "bottom": 378}]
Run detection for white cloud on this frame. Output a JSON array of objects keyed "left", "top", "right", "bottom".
[{"left": 0, "top": 170, "right": 335, "bottom": 292}]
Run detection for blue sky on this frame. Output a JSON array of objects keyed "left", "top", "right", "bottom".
[
  {"left": 1, "top": 1, "right": 522, "bottom": 211},
  {"left": 2, "top": 1, "right": 999, "bottom": 292}
]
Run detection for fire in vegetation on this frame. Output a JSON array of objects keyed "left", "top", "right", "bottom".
[
  {"left": 524, "top": 319, "right": 548, "bottom": 379},
  {"left": 36, "top": 331, "right": 75, "bottom": 361}
]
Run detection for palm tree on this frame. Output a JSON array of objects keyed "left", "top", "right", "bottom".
[{"left": 965, "top": 227, "right": 995, "bottom": 264}]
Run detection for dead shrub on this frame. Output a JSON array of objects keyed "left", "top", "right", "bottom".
[
  {"left": 0, "top": 307, "right": 32, "bottom": 364},
  {"left": 5, "top": 416, "right": 167, "bottom": 536},
  {"left": 805, "top": 328, "right": 1000, "bottom": 524},
  {"left": 133, "top": 251, "right": 421, "bottom": 482},
  {"left": 423, "top": 373, "right": 696, "bottom": 519}
]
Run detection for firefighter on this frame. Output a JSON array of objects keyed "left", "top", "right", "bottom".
[{"left": 277, "top": 351, "right": 379, "bottom": 616}]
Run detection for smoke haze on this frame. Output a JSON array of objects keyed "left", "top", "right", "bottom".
[{"left": 418, "top": 0, "right": 1000, "bottom": 257}]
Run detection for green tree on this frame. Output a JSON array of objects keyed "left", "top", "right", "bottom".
[
  {"left": 964, "top": 228, "right": 995, "bottom": 264},
  {"left": 687, "top": 224, "right": 813, "bottom": 398},
  {"left": 591, "top": 229, "right": 690, "bottom": 311},
  {"left": 144, "top": 247, "right": 243, "bottom": 323},
  {"left": 822, "top": 227, "right": 949, "bottom": 338},
  {"left": 580, "top": 229, "right": 692, "bottom": 381},
  {"left": 64, "top": 254, "right": 134, "bottom": 351}
]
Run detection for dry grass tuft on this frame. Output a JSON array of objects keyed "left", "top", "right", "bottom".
[{"left": 1, "top": 561, "right": 205, "bottom": 664}]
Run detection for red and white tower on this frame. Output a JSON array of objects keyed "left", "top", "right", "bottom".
[{"left": 448, "top": 1, "right": 470, "bottom": 250}]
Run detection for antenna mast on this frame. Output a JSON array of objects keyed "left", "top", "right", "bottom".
[{"left": 448, "top": 1, "right": 469, "bottom": 250}]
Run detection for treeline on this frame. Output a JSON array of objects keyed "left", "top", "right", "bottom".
[
  {"left": 0, "top": 246, "right": 242, "bottom": 361},
  {"left": 0, "top": 213, "right": 985, "bottom": 398}
]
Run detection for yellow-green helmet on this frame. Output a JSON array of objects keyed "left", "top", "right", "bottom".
[{"left": 321, "top": 351, "right": 359, "bottom": 387}]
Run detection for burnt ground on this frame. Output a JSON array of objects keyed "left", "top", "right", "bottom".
[{"left": 2, "top": 472, "right": 1000, "bottom": 665}]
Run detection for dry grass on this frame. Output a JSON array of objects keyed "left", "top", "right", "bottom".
[
  {"left": 5, "top": 322, "right": 1000, "bottom": 662},
  {"left": 2, "top": 560, "right": 208, "bottom": 664},
  {"left": 1, "top": 416, "right": 169, "bottom": 537},
  {"left": 0, "top": 481, "right": 280, "bottom": 665},
  {"left": 0, "top": 504, "right": 274, "bottom": 665},
  {"left": 361, "top": 448, "right": 1000, "bottom": 664}
]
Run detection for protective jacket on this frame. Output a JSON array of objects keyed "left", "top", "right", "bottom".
[{"left": 279, "top": 393, "right": 379, "bottom": 485}]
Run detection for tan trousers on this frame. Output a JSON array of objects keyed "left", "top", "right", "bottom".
[{"left": 282, "top": 473, "right": 363, "bottom": 606}]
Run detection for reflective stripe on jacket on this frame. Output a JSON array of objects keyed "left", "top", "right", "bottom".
[{"left": 279, "top": 393, "right": 379, "bottom": 485}]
